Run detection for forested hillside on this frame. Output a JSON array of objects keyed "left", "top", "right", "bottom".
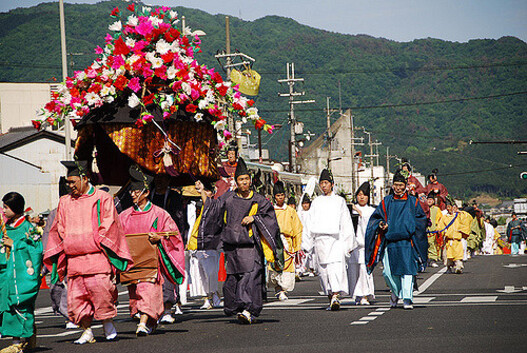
[{"left": 1, "top": 0, "right": 526, "bottom": 198}]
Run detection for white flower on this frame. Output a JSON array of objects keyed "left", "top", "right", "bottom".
[
  {"left": 128, "top": 93, "right": 141, "bottom": 108},
  {"left": 85, "top": 92, "right": 101, "bottom": 106},
  {"left": 198, "top": 99, "right": 209, "bottom": 110},
  {"left": 181, "top": 82, "right": 192, "bottom": 96},
  {"left": 75, "top": 71, "right": 86, "bottom": 80},
  {"left": 125, "top": 37, "right": 136, "bottom": 48},
  {"left": 150, "top": 16, "right": 163, "bottom": 27},
  {"left": 142, "top": 6, "right": 152, "bottom": 13},
  {"left": 151, "top": 57, "right": 163, "bottom": 69},
  {"left": 194, "top": 113, "right": 203, "bottom": 122},
  {"left": 170, "top": 41, "right": 181, "bottom": 53},
  {"left": 100, "top": 85, "right": 115, "bottom": 97},
  {"left": 127, "top": 14, "right": 138, "bottom": 26},
  {"left": 241, "top": 117, "right": 247, "bottom": 124},
  {"left": 91, "top": 61, "right": 101, "bottom": 70},
  {"left": 62, "top": 93, "right": 72, "bottom": 105},
  {"left": 247, "top": 107, "right": 258, "bottom": 116},
  {"left": 214, "top": 120, "right": 226, "bottom": 130},
  {"left": 103, "top": 95, "right": 115, "bottom": 103},
  {"left": 58, "top": 84, "right": 68, "bottom": 94},
  {"left": 109, "top": 20, "right": 122, "bottom": 32},
  {"left": 156, "top": 39, "right": 171, "bottom": 55},
  {"left": 169, "top": 10, "right": 178, "bottom": 19},
  {"left": 166, "top": 66, "right": 177, "bottom": 79}
]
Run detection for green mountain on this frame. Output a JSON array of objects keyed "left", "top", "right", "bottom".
[{"left": 1, "top": 0, "right": 526, "bottom": 199}]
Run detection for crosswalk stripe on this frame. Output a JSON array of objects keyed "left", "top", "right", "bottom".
[{"left": 460, "top": 296, "right": 498, "bottom": 303}]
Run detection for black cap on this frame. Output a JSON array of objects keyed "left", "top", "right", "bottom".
[
  {"left": 319, "top": 168, "right": 333, "bottom": 183},
  {"left": 273, "top": 181, "right": 285, "bottom": 196},
  {"left": 301, "top": 194, "right": 311, "bottom": 204},
  {"left": 287, "top": 196, "right": 296, "bottom": 205},
  {"left": 202, "top": 180, "right": 214, "bottom": 192},
  {"left": 234, "top": 157, "right": 250, "bottom": 180},
  {"left": 427, "top": 190, "right": 437, "bottom": 199},
  {"left": 427, "top": 168, "right": 438, "bottom": 180},
  {"left": 355, "top": 181, "right": 370, "bottom": 200},
  {"left": 61, "top": 160, "right": 88, "bottom": 177},
  {"left": 227, "top": 142, "right": 238, "bottom": 153},
  {"left": 129, "top": 165, "right": 154, "bottom": 191},
  {"left": 393, "top": 171, "right": 407, "bottom": 184}
]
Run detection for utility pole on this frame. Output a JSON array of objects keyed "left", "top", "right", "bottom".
[
  {"left": 347, "top": 110, "right": 364, "bottom": 197},
  {"left": 278, "top": 63, "right": 314, "bottom": 172},
  {"left": 59, "top": 0, "right": 71, "bottom": 159},
  {"left": 364, "top": 130, "right": 381, "bottom": 203},
  {"left": 325, "top": 97, "right": 339, "bottom": 169}
]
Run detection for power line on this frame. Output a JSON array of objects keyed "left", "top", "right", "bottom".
[
  {"left": 438, "top": 163, "right": 527, "bottom": 177},
  {"left": 257, "top": 60, "right": 527, "bottom": 76},
  {"left": 259, "top": 91, "right": 527, "bottom": 113}
]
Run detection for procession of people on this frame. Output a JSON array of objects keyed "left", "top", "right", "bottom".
[{"left": 1, "top": 153, "right": 525, "bottom": 352}]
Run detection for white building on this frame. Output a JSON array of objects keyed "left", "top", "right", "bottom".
[{"left": 0, "top": 126, "right": 71, "bottom": 214}]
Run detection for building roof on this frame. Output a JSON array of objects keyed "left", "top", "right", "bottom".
[
  {"left": 0, "top": 126, "right": 73, "bottom": 153},
  {"left": 299, "top": 111, "right": 349, "bottom": 157}
]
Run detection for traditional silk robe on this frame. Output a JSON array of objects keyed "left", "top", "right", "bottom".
[
  {"left": 119, "top": 202, "right": 185, "bottom": 320},
  {"left": 306, "top": 192, "right": 355, "bottom": 295},
  {"left": 347, "top": 204, "right": 375, "bottom": 299},
  {"left": 365, "top": 193, "right": 428, "bottom": 276},
  {"left": 44, "top": 186, "right": 133, "bottom": 324},
  {"left": 0, "top": 217, "right": 43, "bottom": 338},
  {"left": 427, "top": 205, "right": 443, "bottom": 261},
  {"left": 187, "top": 204, "right": 222, "bottom": 296},
  {"left": 200, "top": 190, "right": 283, "bottom": 317},
  {"left": 482, "top": 221, "right": 496, "bottom": 255},
  {"left": 425, "top": 182, "right": 448, "bottom": 210},
  {"left": 407, "top": 175, "right": 426, "bottom": 196},
  {"left": 437, "top": 211, "right": 472, "bottom": 262},
  {"left": 507, "top": 219, "right": 524, "bottom": 244},
  {"left": 268, "top": 204, "right": 303, "bottom": 292}
]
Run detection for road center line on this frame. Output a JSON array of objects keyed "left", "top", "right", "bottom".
[{"left": 415, "top": 267, "right": 447, "bottom": 295}]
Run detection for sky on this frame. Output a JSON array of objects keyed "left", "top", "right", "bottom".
[{"left": 0, "top": 0, "right": 525, "bottom": 43}]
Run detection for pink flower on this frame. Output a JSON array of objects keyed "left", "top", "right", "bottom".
[
  {"left": 136, "top": 20, "right": 154, "bottom": 37},
  {"left": 142, "top": 113, "right": 154, "bottom": 123},
  {"left": 133, "top": 40, "right": 148, "bottom": 52},
  {"left": 129, "top": 77, "right": 141, "bottom": 92},
  {"left": 223, "top": 130, "right": 232, "bottom": 139},
  {"left": 111, "top": 55, "right": 125, "bottom": 69},
  {"left": 95, "top": 46, "right": 103, "bottom": 54},
  {"left": 218, "top": 141, "right": 226, "bottom": 149},
  {"left": 105, "top": 33, "right": 113, "bottom": 42},
  {"left": 163, "top": 111, "right": 171, "bottom": 119},
  {"left": 142, "top": 66, "right": 154, "bottom": 78},
  {"left": 190, "top": 89, "right": 200, "bottom": 101},
  {"left": 162, "top": 6, "right": 170, "bottom": 12}
]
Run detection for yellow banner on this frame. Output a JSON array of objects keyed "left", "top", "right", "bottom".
[{"left": 230, "top": 68, "right": 261, "bottom": 96}]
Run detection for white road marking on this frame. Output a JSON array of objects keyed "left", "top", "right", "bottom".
[
  {"left": 496, "top": 286, "right": 522, "bottom": 293},
  {"left": 376, "top": 308, "right": 391, "bottom": 311},
  {"left": 264, "top": 299, "right": 312, "bottom": 306},
  {"left": 412, "top": 297, "right": 435, "bottom": 304},
  {"left": 461, "top": 296, "right": 498, "bottom": 303},
  {"left": 415, "top": 267, "right": 447, "bottom": 295},
  {"left": 350, "top": 321, "right": 369, "bottom": 325},
  {"left": 368, "top": 311, "right": 385, "bottom": 316},
  {"left": 358, "top": 316, "right": 377, "bottom": 321}
]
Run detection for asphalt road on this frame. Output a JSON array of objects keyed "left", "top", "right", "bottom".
[{"left": 2, "top": 254, "right": 526, "bottom": 353}]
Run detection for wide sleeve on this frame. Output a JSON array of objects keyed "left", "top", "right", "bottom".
[
  {"left": 200, "top": 196, "right": 226, "bottom": 238},
  {"left": 300, "top": 210, "right": 313, "bottom": 252},
  {"left": 339, "top": 198, "right": 356, "bottom": 254},
  {"left": 253, "top": 198, "right": 284, "bottom": 270},
  {"left": 157, "top": 210, "right": 185, "bottom": 285},
  {"left": 414, "top": 178, "right": 426, "bottom": 195},
  {"left": 97, "top": 195, "right": 133, "bottom": 272},
  {"left": 290, "top": 209, "right": 303, "bottom": 253},
  {"left": 43, "top": 200, "right": 67, "bottom": 282},
  {"left": 364, "top": 203, "right": 386, "bottom": 273},
  {"left": 413, "top": 198, "right": 429, "bottom": 271}
]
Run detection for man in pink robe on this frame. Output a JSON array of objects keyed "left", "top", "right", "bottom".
[
  {"left": 119, "top": 166, "right": 185, "bottom": 336},
  {"left": 44, "top": 161, "right": 133, "bottom": 345},
  {"left": 425, "top": 169, "right": 449, "bottom": 211}
]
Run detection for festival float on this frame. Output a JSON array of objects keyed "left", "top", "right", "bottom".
[{"left": 33, "top": 4, "right": 273, "bottom": 185}]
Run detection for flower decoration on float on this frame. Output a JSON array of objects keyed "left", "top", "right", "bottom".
[{"left": 33, "top": 4, "right": 273, "bottom": 147}]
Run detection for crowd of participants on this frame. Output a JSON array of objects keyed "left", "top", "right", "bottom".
[{"left": 0, "top": 149, "right": 526, "bottom": 352}]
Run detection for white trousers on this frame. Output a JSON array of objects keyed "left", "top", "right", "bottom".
[
  {"left": 346, "top": 260, "right": 375, "bottom": 299},
  {"left": 317, "top": 261, "right": 348, "bottom": 295},
  {"left": 189, "top": 250, "right": 220, "bottom": 297}
]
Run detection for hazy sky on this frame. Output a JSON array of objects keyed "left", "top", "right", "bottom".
[{"left": 0, "top": 0, "right": 526, "bottom": 43}]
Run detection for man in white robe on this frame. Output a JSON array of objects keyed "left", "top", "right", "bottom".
[
  {"left": 348, "top": 182, "right": 376, "bottom": 305},
  {"left": 306, "top": 169, "right": 356, "bottom": 311}
]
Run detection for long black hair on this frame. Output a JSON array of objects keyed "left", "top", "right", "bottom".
[{"left": 2, "top": 192, "right": 25, "bottom": 215}]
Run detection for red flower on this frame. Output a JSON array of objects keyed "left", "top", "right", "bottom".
[
  {"left": 255, "top": 118, "right": 266, "bottom": 130},
  {"left": 31, "top": 120, "right": 41, "bottom": 130},
  {"left": 44, "top": 101, "right": 56, "bottom": 112},
  {"left": 164, "top": 28, "right": 180, "bottom": 42},
  {"left": 127, "top": 3, "right": 135, "bottom": 12},
  {"left": 88, "top": 83, "right": 102, "bottom": 94},
  {"left": 154, "top": 66, "right": 167, "bottom": 80},
  {"left": 217, "top": 85, "right": 228, "bottom": 96},
  {"left": 113, "top": 36, "right": 130, "bottom": 56},
  {"left": 232, "top": 102, "right": 243, "bottom": 111},
  {"left": 114, "top": 75, "right": 128, "bottom": 91},
  {"left": 142, "top": 93, "right": 156, "bottom": 105},
  {"left": 110, "top": 7, "right": 120, "bottom": 17},
  {"left": 161, "top": 52, "right": 174, "bottom": 63},
  {"left": 46, "top": 116, "right": 56, "bottom": 126},
  {"left": 185, "top": 104, "right": 198, "bottom": 113},
  {"left": 212, "top": 72, "right": 223, "bottom": 84},
  {"left": 247, "top": 99, "right": 255, "bottom": 107}
]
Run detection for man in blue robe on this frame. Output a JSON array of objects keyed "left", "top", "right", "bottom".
[{"left": 365, "top": 171, "right": 428, "bottom": 310}]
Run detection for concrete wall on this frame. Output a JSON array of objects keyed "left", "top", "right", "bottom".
[{"left": 0, "top": 82, "right": 53, "bottom": 133}]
